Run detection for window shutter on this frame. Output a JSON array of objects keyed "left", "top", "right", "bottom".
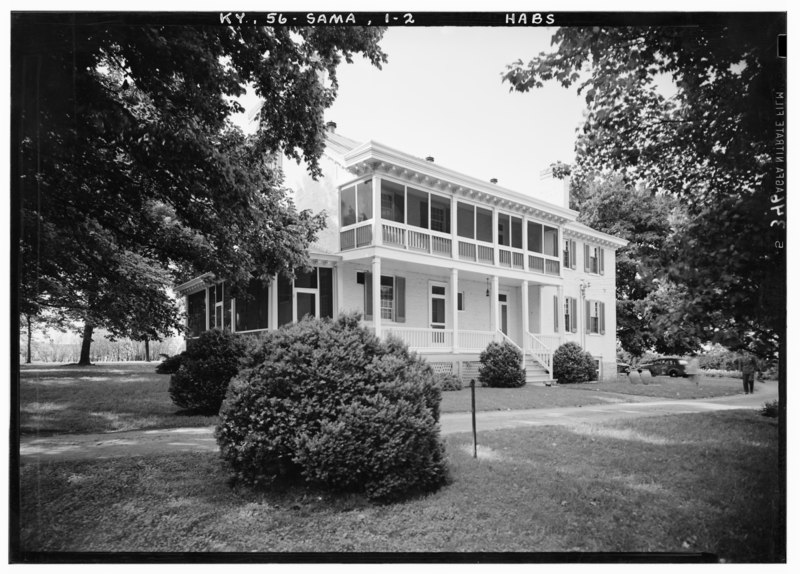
[
  {"left": 585, "top": 300, "right": 591, "bottom": 333},
  {"left": 599, "top": 302, "right": 606, "bottom": 334},
  {"left": 570, "top": 240, "right": 577, "bottom": 269},
  {"left": 364, "top": 272, "right": 373, "bottom": 320},
  {"left": 583, "top": 243, "right": 590, "bottom": 272},
  {"left": 599, "top": 248, "right": 605, "bottom": 275},
  {"left": 553, "top": 295, "right": 559, "bottom": 332},
  {"left": 570, "top": 298, "right": 578, "bottom": 333},
  {"left": 395, "top": 276, "right": 405, "bottom": 323}
]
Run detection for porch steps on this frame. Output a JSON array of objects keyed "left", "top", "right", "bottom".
[{"left": 524, "top": 357, "right": 557, "bottom": 386}]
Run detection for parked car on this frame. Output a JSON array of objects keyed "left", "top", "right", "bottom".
[
  {"left": 617, "top": 362, "right": 631, "bottom": 374},
  {"left": 638, "top": 357, "right": 688, "bottom": 377}
]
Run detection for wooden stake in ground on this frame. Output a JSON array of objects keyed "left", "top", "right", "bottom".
[{"left": 470, "top": 378, "right": 477, "bottom": 458}]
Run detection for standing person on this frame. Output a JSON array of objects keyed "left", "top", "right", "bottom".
[
  {"left": 741, "top": 353, "right": 757, "bottom": 394},
  {"left": 686, "top": 354, "right": 700, "bottom": 385}
]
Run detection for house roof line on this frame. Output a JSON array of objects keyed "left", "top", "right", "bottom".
[
  {"left": 564, "top": 221, "right": 629, "bottom": 248},
  {"left": 339, "top": 139, "right": 578, "bottom": 223}
]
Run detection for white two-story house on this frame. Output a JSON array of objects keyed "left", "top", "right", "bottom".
[{"left": 176, "top": 125, "right": 627, "bottom": 383}]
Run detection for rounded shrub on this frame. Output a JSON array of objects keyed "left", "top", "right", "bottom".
[
  {"left": 552, "top": 342, "right": 597, "bottom": 384},
  {"left": 156, "top": 352, "right": 185, "bottom": 375},
  {"left": 435, "top": 372, "right": 463, "bottom": 391},
  {"left": 168, "top": 329, "right": 249, "bottom": 414},
  {"left": 478, "top": 341, "right": 526, "bottom": 388},
  {"left": 216, "top": 314, "right": 447, "bottom": 502}
]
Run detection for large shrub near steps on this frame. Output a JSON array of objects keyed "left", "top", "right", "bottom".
[
  {"left": 168, "top": 329, "right": 249, "bottom": 414},
  {"left": 216, "top": 314, "right": 447, "bottom": 502},
  {"left": 478, "top": 340, "right": 526, "bottom": 388},
  {"left": 552, "top": 341, "right": 598, "bottom": 384}
]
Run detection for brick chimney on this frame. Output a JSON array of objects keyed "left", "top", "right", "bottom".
[
  {"left": 325, "top": 121, "right": 337, "bottom": 133},
  {"left": 425, "top": 156, "right": 435, "bottom": 162}
]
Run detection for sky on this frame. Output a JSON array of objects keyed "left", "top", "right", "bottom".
[{"left": 322, "top": 26, "right": 586, "bottom": 196}]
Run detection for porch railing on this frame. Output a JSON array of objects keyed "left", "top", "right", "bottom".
[
  {"left": 497, "top": 329, "right": 526, "bottom": 369},
  {"left": 459, "top": 329, "right": 502, "bottom": 352},
  {"left": 384, "top": 327, "right": 453, "bottom": 350},
  {"left": 524, "top": 332, "right": 560, "bottom": 377}
]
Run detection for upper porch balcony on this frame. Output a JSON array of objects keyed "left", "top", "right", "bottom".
[{"left": 338, "top": 176, "right": 563, "bottom": 278}]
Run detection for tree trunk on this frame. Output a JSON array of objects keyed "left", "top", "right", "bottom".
[
  {"left": 144, "top": 338, "right": 150, "bottom": 362},
  {"left": 78, "top": 322, "right": 94, "bottom": 365},
  {"left": 26, "top": 315, "right": 32, "bottom": 364}
]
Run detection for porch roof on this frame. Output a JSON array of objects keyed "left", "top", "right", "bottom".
[{"left": 339, "top": 139, "right": 578, "bottom": 225}]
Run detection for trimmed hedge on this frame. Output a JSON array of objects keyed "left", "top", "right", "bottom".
[
  {"left": 435, "top": 372, "right": 463, "bottom": 391},
  {"left": 478, "top": 341, "right": 526, "bottom": 388},
  {"left": 156, "top": 352, "right": 185, "bottom": 375},
  {"left": 216, "top": 314, "right": 447, "bottom": 502},
  {"left": 168, "top": 329, "right": 249, "bottom": 414},
  {"left": 552, "top": 342, "right": 597, "bottom": 384}
]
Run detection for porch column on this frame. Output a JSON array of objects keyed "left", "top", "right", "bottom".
[
  {"left": 522, "top": 280, "right": 530, "bottom": 336},
  {"left": 491, "top": 206, "right": 498, "bottom": 266},
  {"left": 269, "top": 274, "right": 278, "bottom": 330},
  {"left": 372, "top": 256, "right": 382, "bottom": 337},
  {"left": 522, "top": 218, "right": 528, "bottom": 271},
  {"left": 450, "top": 195, "right": 458, "bottom": 259},
  {"left": 450, "top": 268, "right": 459, "bottom": 351},
  {"left": 335, "top": 262, "right": 345, "bottom": 314},
  {"left": 491, "top": 275, "right": 499, "bottom": 332},
  {"left": 372, "top": 174, "right": 382, "bottom": 246}
]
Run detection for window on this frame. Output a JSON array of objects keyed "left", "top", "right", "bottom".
[
  {"left": 380, "top": 276, "right": 394, "bottom": 320},
  {"left": 380, "top": 179, "right": 405, "bottom": 223},
  {"left": 234, "top": 278, "right": 269, "bottom": 333},
  {"left": 187, "top": 290, "right": 206, "bottom": 337},
  {"left": 563, "top": 239, "right": 577, "bottom": 269},
  {"left": 476, "top": 207, "right": 493, "bottom": 242},
  {"left": 528, "top": 222, "right": 559, "bottom": 257},
  {"left": 340, "top": 180, "right": 373, "bottom": 227},
  {"left": 277, "top": 267, "right": 334, "bottom": 326},
  {"left": 457, "top": 202, "right": 475, "bottom": 239},
  {"left": 407, "top": 187, "right": 429, "bottom": 229},
  {"left": 364, "top": 274, "right": 405, "bottom": 322},
  {"left": 528, "top": 222, "right": 543, "bottom": 252},
  {"left": 430, "top": 284, "right": 446, "bottom": 327},
  {"left": 511, "top": 217, "right": 522, "bottom": 249},
  {"left": 586, "top": 300, "right": 606, "bottom": 334},
  {"left": 564, "top": 296, "right": 578, "bottom": 333},
  {"left": 543, "top": 226, "right": 559, "bottom": 257},
  {"left": 584, "top": 244, "right": 605, "bottom": 275},
  {"left": 430, "top": 195, "right": 451, "bottom": 233},
  {"left": 498, "top": 213, "right": 510, "bottom": 246}
]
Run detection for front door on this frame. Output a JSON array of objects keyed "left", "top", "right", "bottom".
[{"left": 499, "top": 293, "right": 508, "bottom": 335}]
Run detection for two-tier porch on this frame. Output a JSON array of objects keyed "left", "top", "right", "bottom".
[{"left": 336, "top": 250, "right": 565, "bottom": 383}]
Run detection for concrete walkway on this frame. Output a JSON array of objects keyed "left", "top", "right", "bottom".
[{"left": 19, "top": 385, "right": 778, "bottom": 462}]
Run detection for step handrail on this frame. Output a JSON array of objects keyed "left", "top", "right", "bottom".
[{"left": 525, "top": 332, "right": 554, "bottom": 377}]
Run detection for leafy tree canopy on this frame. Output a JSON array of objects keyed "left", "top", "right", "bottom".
[
  {"left": 14, "top": 16, "right": 387, "bottom": 356},
  {"left": 504, "top": 21, "right": 785, "bottom": 358}
]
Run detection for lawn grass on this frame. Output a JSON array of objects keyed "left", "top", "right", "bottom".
[
  {"left": 18, "top": 410, "right": 783, "bottom": 560},
  {"left": 439, "top": 383, "right": 647, "bottom": 414},
  {"left": 21, "top": 364, "right": 763, "bottom": 436},
  {"left": 567, "top": 374, "right": 762, "bottom": 400},
  {"left": 19, "top": 363, "right": 217, "bottom": 436}
]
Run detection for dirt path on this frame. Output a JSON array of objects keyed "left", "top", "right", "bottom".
[{"left": 19, "top": 384, "right": 778, "bottom": 462}]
